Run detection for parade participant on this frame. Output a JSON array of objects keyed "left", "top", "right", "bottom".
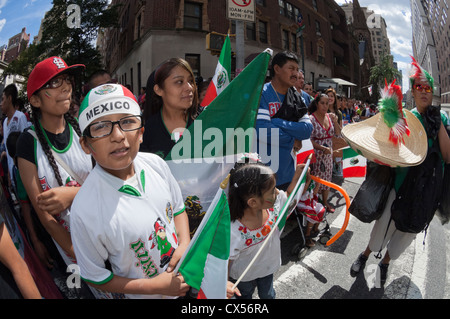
[
  {"left": 294, "top": 70, "right": 311, "bottom": 106},
  {"left": 325, "top": 88, "right": 346, "bottom": 176},
  {"left": 344, "top": 61, "right": 450, "bottom": 285},
  {"left": 256, "top": 51, "right": 312, "bottom": 190},
  {"left": 16, "top": 56, "right": 109, "bottom": 298},
  {"left": 140, "top": 58, "right": 198, "bottom": 159},
  {"left": 304, "top": 82, "right": 314, "bottom": 98},
  {"left": 325, "top": 88, "right": 342, "bottom": 128},
  {"left": 7, "top": 131, "right": 55, "bottom": 269},
  {"left": 228, "top": 156, "right": 308, "bottom": 299},
  {"left": 308, "top": 93, "right": 341, "bottom": 213},
  {"left": 71, "top": 84, "right": 190, "bottom": 299},
  {"left": 17, "top": 56, "right": 89, "bottom": 265},
  {"left": 0, "top": 213, "right": 42, "bottom": 299},
  {"left": 1, "top": 84, "right": 29, "bottom": 191}
]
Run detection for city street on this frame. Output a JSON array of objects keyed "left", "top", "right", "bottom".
[{"left": 274, "top": 176, "right": 450, "bottom": 299}]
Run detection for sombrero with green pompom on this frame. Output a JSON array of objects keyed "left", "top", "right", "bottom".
[{"left": 341, "top": 80, "right": 427, "bottom": 167}]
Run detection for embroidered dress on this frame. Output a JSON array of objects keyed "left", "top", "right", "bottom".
[
  {"left": 71, "top": 152, "right": 185, "bottom": 299},
  {"left": 310, "top": 113, "right": 334, "bottom": 192},
  {"left": 229, "top": 191, "right": 288, "bottom": 282}
]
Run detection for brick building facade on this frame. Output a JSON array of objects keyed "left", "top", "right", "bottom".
[
  {"left": 4, "top": 27, "right": 30, "bottom": 63},
  {"left": 99, "top": 0, "right": 364, "bottom": 98}
]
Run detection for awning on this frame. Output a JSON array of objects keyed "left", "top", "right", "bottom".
[{"left": 320, "top": 78, "right": 357, "bottom": 86}]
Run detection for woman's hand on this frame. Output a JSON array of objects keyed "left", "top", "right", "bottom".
[{"left": 36, "top": 186, "right": 80, "bottom": 216}]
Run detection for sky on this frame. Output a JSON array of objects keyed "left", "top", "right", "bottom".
[
  {"left": 0, "top": 0, "right": 413, "bottom": 92},
  {"left": 334, "top": 0, "right": 413, "bottom": 93},
  {"left": 0, "top": 0, "right": 53, "bottom": 47}
]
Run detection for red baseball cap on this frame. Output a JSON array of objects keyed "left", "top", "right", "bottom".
[{"left": 27, "top": 56, "right": 85, "bottom": 101}]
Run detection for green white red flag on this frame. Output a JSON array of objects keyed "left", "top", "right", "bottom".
[
  {"left": 200, "top": 35, "right": 231, "bottom": 107},
  {"left": 296, "top": 138, "right": 316, "bottom": 164},
  {"left": 342, "top": 147, "right": 367, "bottom": 178}
]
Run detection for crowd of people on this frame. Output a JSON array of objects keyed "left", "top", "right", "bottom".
[{"left": 0, "top": 49, "right": 447, "bottom": 300}]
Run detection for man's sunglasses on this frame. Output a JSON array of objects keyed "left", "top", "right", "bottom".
[{"left": 413, "top": 84, "right": 432, "bottom": 93}]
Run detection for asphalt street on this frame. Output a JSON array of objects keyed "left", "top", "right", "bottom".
[{"left": 271, "top": 175, "right": 450, "bottom": 299}]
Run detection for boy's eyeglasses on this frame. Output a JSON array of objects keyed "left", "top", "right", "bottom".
[
  {"left": 413, "top": 84, "right": 432, "bottom": 93},
  {"left": 84, "top": 115, "right": 143, "bottom": 138},
  {"left": 41, "top": 74, "right": 74, "bottom": 90}
]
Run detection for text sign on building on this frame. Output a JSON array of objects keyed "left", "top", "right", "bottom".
[{"left": 227, "top": 0, "right": 255, "bottom": 22}]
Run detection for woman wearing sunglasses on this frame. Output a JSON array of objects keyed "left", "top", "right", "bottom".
[{"left": 16, "top": 57, "right": 111, "bottom": 298}]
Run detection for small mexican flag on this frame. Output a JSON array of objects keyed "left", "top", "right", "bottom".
[
  {"left": 175, "top": 188, "right": 230, "bottom": 299},
  {"left": 342, "top": 147, "right": 367, "bottom": 178},
  {"left": 200, "top": 35, "right": 231, "bottom": 107}
]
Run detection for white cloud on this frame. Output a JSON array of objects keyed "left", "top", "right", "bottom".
[
  {"left": 334, "top": 0, "right": 413, "bottom": 92},
  {"left": 0, "top": 0, "right": 7, "bottom": 10},
  {"left": 0, "top": 18, "right": 5, "bottom": 33}
]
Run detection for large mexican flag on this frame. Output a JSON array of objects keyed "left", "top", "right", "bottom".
[{"left": 167, "top": 49, "right": 272, "bottom": 298}]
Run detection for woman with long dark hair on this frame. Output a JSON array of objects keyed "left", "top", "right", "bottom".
[{"left": 140, "top": 58, "right": 198, "bottom": 158}]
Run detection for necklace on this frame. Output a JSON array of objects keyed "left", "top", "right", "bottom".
[{"left": 270, "top": 82, "right": 283, "bottom": 105}]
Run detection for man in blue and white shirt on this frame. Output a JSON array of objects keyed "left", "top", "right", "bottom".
[{"left": 256, "top": 51, "right": 313, "bottom": 190}]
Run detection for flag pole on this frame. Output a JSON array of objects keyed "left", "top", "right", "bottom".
[{"left": 231, "top": 155, "right": 312, "bottom": 290}]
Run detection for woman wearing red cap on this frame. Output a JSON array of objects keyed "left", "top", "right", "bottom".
[{"left": 16, "top": 57, "right": 112, "bottom": 298}]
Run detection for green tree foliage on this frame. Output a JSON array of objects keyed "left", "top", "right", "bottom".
[
  {"left": 2, "top": 0, "right": 119, "bottom": 96},
  {"left": 369, "top": 55, "right": 401, "bottom": 101},
  {"left": 40, "top": 0, "right": 119, "bottom": 78}
]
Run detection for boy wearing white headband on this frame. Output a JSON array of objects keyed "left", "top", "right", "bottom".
[{"left": 70, "top": 84, "right": 190, "bottom": 299}]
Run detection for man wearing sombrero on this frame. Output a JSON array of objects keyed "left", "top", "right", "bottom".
[{"left": 344, "top": 57, "right": 450, "bottom": 286}]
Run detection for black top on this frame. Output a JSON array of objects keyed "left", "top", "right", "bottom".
[
  {"left": 16, "top": 122, "right": 72, "bottom": 166},
  {"left": 140, "top": 110, "right": 194, "bottom": 159}
]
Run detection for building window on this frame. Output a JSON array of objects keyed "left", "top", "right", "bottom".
[
  {"left": 315, "top": 20, "right": 321, "bottom": 36},
  {"left": 312, "top": 0, "right": 318, "bottom": 11},
  {"left": 256, "top": 0, "right": 266, "bottom": 6},
  {"left": 259, "top": 21, "right": 268, "bottom": 43},
  {"left": 246, "top": 22, "right": 256, "bottom": 41},
  {"left": 318, "top": 45, "right": 325, "bottom": 64},
  {"left": 282, "top": 30, "right": 289, "bottom": 50},
  {"left": 291, "top": 33, "right": 298, "bottom": 53},
  {"left": 286, "top": 3, "right": 294, "bottom": 20},
  {"left": 185, "top": 54, "right": 200, "bottom": 77},
  {"left": 279, "top": 0, "right": 285, "bottom": 16},
  {"left": 136, "top": 14, "right": 142, "bottom": 40},
  {"left": 184, "top": 2, "right": 202, "bottom": 30},
  {"left": 137, "top": 62, "right": 142, "bottom": 94}
]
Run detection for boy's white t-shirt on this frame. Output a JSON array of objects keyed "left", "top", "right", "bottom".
[
  {"left": 70, "top": 152, "right": 185, "bottom": 299},
  {"left": 229, "top": 190, "right": 288, "bottom": 282}
]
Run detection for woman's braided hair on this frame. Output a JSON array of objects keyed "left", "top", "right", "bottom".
[{"left": 30, "top": 106, "right": 83, "bottom": 186}]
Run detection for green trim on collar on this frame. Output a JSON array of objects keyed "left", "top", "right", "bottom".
[
  {"left": 117, "top": 169, "right": 146, "bottom": 197},
  {"left": 118, "top": 185, "right": 141, "bottom": 197},
  {"left": 140, "top": 169, "right": 145, "bottom": 191},
  {"left": 38, "top": 119, "right": 73, "bottom": 153}
]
